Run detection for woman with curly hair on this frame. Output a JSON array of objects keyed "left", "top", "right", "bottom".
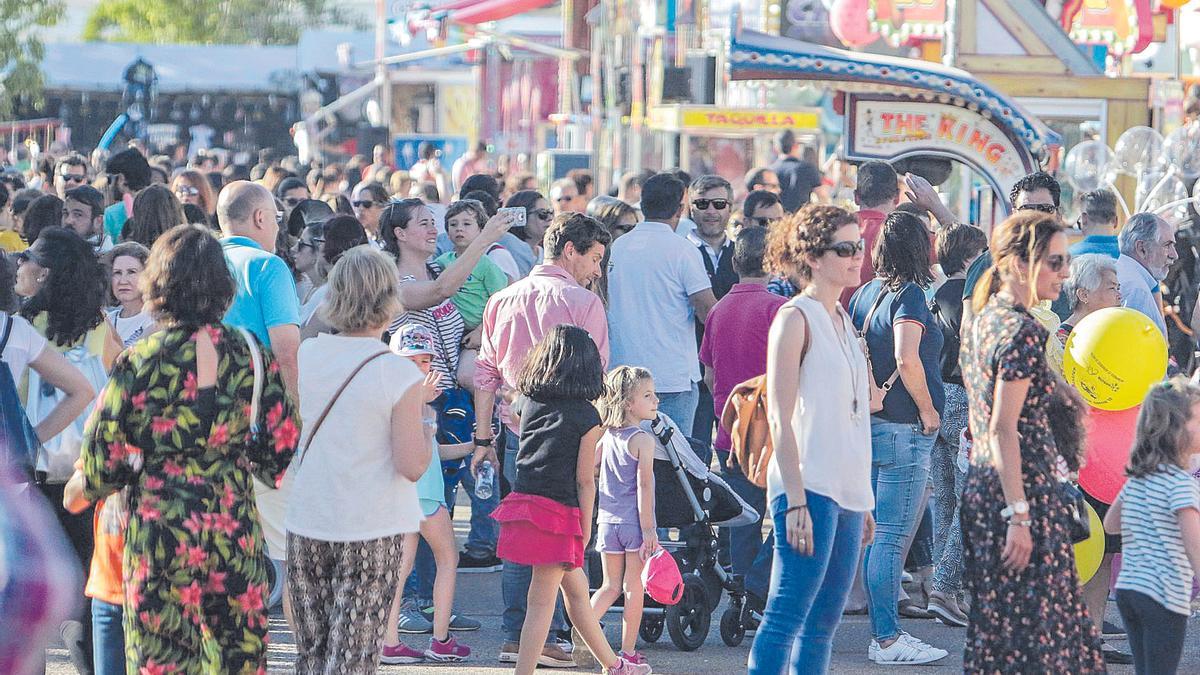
[
  {"left": 747, "top": 205, "right": 877, "bottom": 674},
  {"left": 14, "top": 226, "right": 120, "bottom": 673},
  {"left": 847, "top": 210, "right": 949, "bottom": 665},
  {"left": 122, "top": 184, "right": 185, "bottom": 248},
  {"left": 71, "top": 223, "right": 300, "bottom": 673},
  {"left": 959, "top": 211, "right": 1103, "bottom": 673}
]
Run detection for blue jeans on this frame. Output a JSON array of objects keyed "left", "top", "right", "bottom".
[
  {"left": 500, "top": 426, "right": 566, "bottom": 643},
  {"left": 91, "top": 599, "right": 124, "bottom": 675},
  {"left": 657, "top": 382, "right": 699, "bottom": 438},
  {"left": 748, "top": 492, "right": 865, "bottom": 674},
  {"left": 863, "top": 419, "right": 936, "bottom": 641},
  {"left": 931, "top": 383, "right": 968, "bottom": 594},
  {"left": 719, "top": 451, "right": 772, "bottom": 599}
]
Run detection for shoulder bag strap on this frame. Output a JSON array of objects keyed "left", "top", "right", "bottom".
[
  {"left": 296, "top": 350, "right": 391, "bottom": 465},
  {"left": 859, "top": 286, "right": 902, "bottom": 392},
  {"left": 236, "top": 328, "right": 264, "bottom": 433}
]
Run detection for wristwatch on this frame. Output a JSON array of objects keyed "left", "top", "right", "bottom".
[
  {"left": 1000, "top": 500, "right": 1029, "bottom": 519},
  {"left": 473, "top": 436, "right": 495, "bottom": 447}
]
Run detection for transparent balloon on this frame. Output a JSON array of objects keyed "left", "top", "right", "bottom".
[
  {"left": 1140, "top": 171, "right": 1189, "bottom": 225},
  {"left": 1063, "top": 140, "right": 1117, "bottom": 192},
  {"left": 1165, "top": 122, "right": 1200, "bottom": 179},
  {"left": 1113, "top": 126, "right": 1164, "bottom": 176}
]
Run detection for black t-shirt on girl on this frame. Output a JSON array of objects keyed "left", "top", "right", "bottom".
[{"left": 513, "top": 395, "right": 601, "bottom": 508}]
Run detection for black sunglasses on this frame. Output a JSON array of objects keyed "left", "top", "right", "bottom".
[
  {"left": 1017, "top": 203, "right": 1057, "bottom": 214},
  {"left": 533, "top": 208, "right": 554, "bottom": 220},
  {"left": 284, "top": 197, "right": 305, "bottom": 207},
  {"left": 353, "top": 200, "right": 377, "bottom": 209},
  {"left": 59, "top": 173, "right": 87, "bottom": 184},
  {"left": 821, "top": 239, "right": 866, "bottom": 258},
  {"left": 692, "top": 198, "right": 730, "bottom": 211},
  {"left": 296, "top": 238, "right": 324, "bottom": 251}
]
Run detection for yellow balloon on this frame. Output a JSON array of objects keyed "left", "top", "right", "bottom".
[
  {"left": 1160, "top": 0, "right": 1191, "bottom": 10},
  {"left": 1062, "top": 307, "right": 1167, "bottom": 411},
  {"left": 1075, "top": 501, "right": 1105, "bottom": 585}
]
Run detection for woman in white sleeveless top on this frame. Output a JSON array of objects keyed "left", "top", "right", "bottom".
[{"left": 747, "top": 205, "right": 875, "bottom": 675}]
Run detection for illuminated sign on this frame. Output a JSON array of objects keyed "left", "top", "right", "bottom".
[
  {"left": 1067, "top": 0, "right": 1154, "bottom": 55},
  {"left": 648, "top": 106, "right": 821, "bottom": 132},
  {"left": 868, "top": 0, "right": 947, "bottom": 47},
  {"left": 845, "top": 96, "right": 1038, "bottom": 199}
]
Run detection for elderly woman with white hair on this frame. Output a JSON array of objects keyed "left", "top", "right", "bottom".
[{"left": 1055, "top": 253, "right": 1122, "bottom": 351}]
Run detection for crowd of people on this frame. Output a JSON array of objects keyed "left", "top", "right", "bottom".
[{"left": 0, "top": 126, "right": 1199, "bottom": 675}]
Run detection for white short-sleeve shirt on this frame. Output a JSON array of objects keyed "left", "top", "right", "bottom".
[
  {"left": 0, "top": 312, "right": 48, "bottom": 380},
  {"left": 607, "top": 221, "right": 712, "bottom": 392},
  {"left": 286, "top": 334, "right": 425, "bottom": 542}
]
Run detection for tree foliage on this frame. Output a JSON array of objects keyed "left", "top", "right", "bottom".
[
  {"left": 83, "top": 0, "right": 358, "bottom": 45},
  {"left": 0, "top": 0, "right": 64, "bottom": 117}
]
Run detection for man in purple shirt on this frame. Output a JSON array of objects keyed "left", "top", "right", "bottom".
[
  {"left": 699, "top": 226, "right": 786, "bottom": 614},
  {"left": 470, "top": 213, "right": 611, "bottom": 665}
]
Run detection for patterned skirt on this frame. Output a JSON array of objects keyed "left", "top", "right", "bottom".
[{"left": 960, "top": 463, "right": 1105, "bottom": 674}]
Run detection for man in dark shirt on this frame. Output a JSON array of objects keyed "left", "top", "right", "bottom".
[{"left": 770, "top": 129, "right": 823, "bottom": 213}]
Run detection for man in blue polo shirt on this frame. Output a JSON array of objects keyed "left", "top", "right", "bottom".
[
  {"left": 217, "top": 180, "right": 301, "bottom": 602},
  {"left": 217, "top": 180, "right": 300, "bottom": 393},
  {"left": 1071, "top": 189, "right": 1121, "bottom": 259}
]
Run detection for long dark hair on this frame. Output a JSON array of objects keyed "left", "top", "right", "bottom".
[
  {"left": 515, "top": 324, "right": 604, "bottom": 401},
  {"left": 504, "top": 190, "right": 544, "bottom": 242},
  {"left": 20, "top": 228, "right": 106, "bottom": 346},
  {"left": 874, "top": 211, "right": 934, "bottom": 289},
  {"left": 123, "top": 184, "right": 185, "bottom": 248}
]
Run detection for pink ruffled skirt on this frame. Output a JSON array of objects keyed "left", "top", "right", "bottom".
[{"left": 492, "top": 492, "right": 584, "bottom": 568}]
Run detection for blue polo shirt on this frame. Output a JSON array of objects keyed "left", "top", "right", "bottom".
[
  {"left": 1070, "top": 235, "right": 1119, "bottom": 259},
  {"left": 103, "top": 202, "right": 128, "bottom": 243},
  {"left": 221, "top": 236, "right": 300, "bottom": 346}
]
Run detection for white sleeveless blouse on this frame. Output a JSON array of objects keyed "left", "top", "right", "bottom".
[{"left": 766, "top": 296, "right": 874, "bottom": 512}]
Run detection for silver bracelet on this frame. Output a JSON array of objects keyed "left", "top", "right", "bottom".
[{"left": 1007, "top": 518, "right": 1032, "bottom": 527}]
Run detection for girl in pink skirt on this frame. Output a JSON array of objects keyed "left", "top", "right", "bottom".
[{"left": 490, "top": 325, "right": 652, "bottom": 675}]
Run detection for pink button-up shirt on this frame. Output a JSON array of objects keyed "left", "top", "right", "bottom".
[{"left": 475, "top": 264, "right": 609, "bottom": 432}]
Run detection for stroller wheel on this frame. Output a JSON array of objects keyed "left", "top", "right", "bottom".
[
  {"left": 719, "top": 607, "right": 745, "bottom": 647},
  {"left": 665, "top": 576, "right": 711, "bottom": 651},
  {"left": 639, "top": 618, "right": 663, "bottom": 643}
]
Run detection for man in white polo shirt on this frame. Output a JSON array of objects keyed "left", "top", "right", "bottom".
[{"left": 607, "top": 172, "right": 717, "bottom": 433}]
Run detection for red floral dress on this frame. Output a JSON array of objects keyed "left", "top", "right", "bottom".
[{"left": 81, "top": 324, "right": 299, "bottom": 674}]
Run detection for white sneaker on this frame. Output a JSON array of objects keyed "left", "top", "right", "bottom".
[
  {"left": 871, "top": 632, "right": 949, "bottom": 665},
  {"left": 868, "top": 640, "right": 880, "bottom": 661}
]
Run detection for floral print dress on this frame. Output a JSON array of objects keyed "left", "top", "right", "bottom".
[
  {"left": 80, "top": 324, "right": 300, "bottom": 674},
  {"left": 959, "top": 294, "right": 1104, "bottom": 674}
]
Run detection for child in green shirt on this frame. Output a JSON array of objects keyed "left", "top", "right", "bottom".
[{"left": 435, "top": 200, "right": 509, "bottom": 329}]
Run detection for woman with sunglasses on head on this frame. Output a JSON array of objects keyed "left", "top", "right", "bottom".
[
  {"left": 379, "top": 198, "right": 516, "bottom": 387},
  {"left": 960, "top": 211, "right": 1103, "bottom": 673},
  {"left": 747, "top": 205, "right": 876, "bottom": 674},
  {"left": 500, "top": 190, "right": 554, "bottom": 278},
  {"left": 848, "top": 210, "right": 949, "bottom": 665},
  {"left": 171, "top": 169, "right": 216, "bottom": 223}
]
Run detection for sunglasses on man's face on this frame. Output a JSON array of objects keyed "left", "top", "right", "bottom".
[
  {"left": 296, "top": 237, "right": 324, "bottom": 252},
  {"left": 1017, "top": 202, "right": 1057, "bottom": 214},
  {"left": 353, "top": 200, "right": 376, "bottom": 209},
  {"left": 692, "top": 198, "right": 730, "bottom": 211},
  {"left": 821, "top": 239, "right": 866, "bottom": 258},
  {"left": 60, "top": 173, "right": 87, "bottom": 184},
  {"left": 533, "top": 208, "right": 554, "bottom": 220}
]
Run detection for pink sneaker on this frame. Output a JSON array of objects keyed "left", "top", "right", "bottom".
[
  {"left": 380, "top": 643, "right": 425, "bottom": 664},
  {"left": 619, "top": 650, "right": 648, "bottom": 665},
  {"left": 425, "top": 636, "right": 471, "bottom": 662},
  {"left": 606, "top": 656, "right": 653, "bottom": 674}
]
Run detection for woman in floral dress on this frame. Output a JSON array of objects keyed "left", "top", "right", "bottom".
[
  {"left": 959, "top": 211, "right": 1104, "bottom": 674},
  {"left": 78, "top": 224, "right": 300, "bottom": 674}
]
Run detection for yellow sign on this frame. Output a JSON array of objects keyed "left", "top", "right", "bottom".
[{"left": 649, "top": 106, "right": 821, "bottom": 133}]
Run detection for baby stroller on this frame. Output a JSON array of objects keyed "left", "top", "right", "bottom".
[{"left": 585, "top": 414, "right": 759, "bottom": 651}]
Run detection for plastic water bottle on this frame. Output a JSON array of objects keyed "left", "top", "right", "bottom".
[{"left": 475, "top": 461, "right": 495, "bottom": 500}]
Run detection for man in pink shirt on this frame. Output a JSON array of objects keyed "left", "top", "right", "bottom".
[
  {"left": 699, "top": 226, "right": 787, "bottom": 614},
  {"left": 469, "top": 212, "right": 611, "bottom": 665}
]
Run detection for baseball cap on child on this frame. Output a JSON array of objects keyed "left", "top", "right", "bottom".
[
  {"left": 390, "top": 324, "right": 437, "bottom": 357},
  {"left": 642, "top": 547, "right": 684, "bottom": 605}
]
